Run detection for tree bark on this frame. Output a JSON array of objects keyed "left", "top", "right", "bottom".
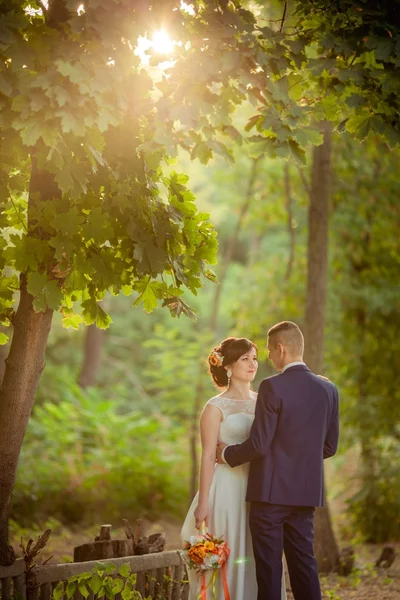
[
  {"left": 303, "top": 121, "right": 339, "bottom": 573},
  {"left": 0, "top": 278, "right": 53, "bottom": 565},
  {"left": 208, "top": 157, "right": 261, "bottom": 332},
  {"left": 0, "top": 132, "right": 64, "bottom": 564},
  {"left": 284, "top": 163, "right": 295, "bottom": 282},
  {"left": 304, "top": 122, "right": 332, "bottom": 371},
  {"left": 0, "top": 325, "right": 10, "bottom": 551},
  {"left": 78, "top": 324, "right": 105, "bottom": 388},
  {"left": 313, "top": 489, "right": 339, "bottom": 573}
]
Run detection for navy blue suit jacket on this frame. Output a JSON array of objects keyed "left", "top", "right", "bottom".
[{"left": 224, "top": 365, "right": 339, "bottom": 507}]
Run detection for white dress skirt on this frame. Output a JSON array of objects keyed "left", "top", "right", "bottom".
[{"left": 181, "top": 396, "right": 287, "bottom": 600}]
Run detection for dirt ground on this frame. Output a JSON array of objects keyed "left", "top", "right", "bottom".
[{"left": 11, "top": 519, "right": 400, "bottom": 600}]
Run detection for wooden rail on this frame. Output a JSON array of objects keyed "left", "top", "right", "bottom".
[
  {"left": 0, "top": 553, "right": 189, "bottom": 600},
  {"left": 0, "top": 559, "right": 25, "bottom": 600}
]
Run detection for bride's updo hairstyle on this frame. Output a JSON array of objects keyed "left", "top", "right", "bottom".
[{"left": 208, "top": 337, "right": 257, "bottom": 388}]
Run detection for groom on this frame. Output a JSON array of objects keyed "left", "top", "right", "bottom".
[{"left": 216, "top": 321, "right": 339, "bottom": 600}]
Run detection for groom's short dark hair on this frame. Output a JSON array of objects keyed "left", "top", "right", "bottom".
[{"left": 268, "top": 321, "right": 304, "bottom": 355}]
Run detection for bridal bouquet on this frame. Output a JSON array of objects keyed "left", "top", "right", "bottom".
[{"left": 180, "top": 531, "right": 230, "bottom": 599}]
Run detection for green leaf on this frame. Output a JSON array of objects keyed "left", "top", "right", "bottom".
[
  {"left": 89, "top": 576, "right": 103, "bottom": 596},
  {"left": 363, "top": 50, "right": 384, "bottom": 71},
  {"left": 77, "top": 582, "right": 89, "bottom": 599},
  {"left": 45, "top": 280, "right": 63, "bottom": 311},
  {"left": 66, "top": 582, "right": 76, "bottom": 600},
  {"left": 121, "top": 285, "right": 132, "bottom": 297},
  {"left": 19, "top": 120, "right": 43, "bottom": 147},
  {"left": 27, "top": 272, "right": 47, "bottom": 298},
  {"left": 288, "top": 140, "right": 306, "bottom": 165},
  {"left": 52, "top": 582, "right": 64, "bottom": 600},
  {"left": 133, "top": 281, "right": 158, "bottom": 313},
  {"left": 61, "top": 313, "right": 83, "bottom": 330},
  {"left": 76, "top": 573, "right": 92, "bottom": 581},
  {"left": 346, "top": 94, "right": 366, "bottom": 109},
  {"left": 191, "top": 142, "right": 213, "bottom": 164},
  {"left": 292, "top": 128, "right": 323, "bottom": 149},
  {"left": 0, "top": 333, "right": 9, "bottom": 345},
  {"left": 0, "top": 75, "right": 12, "bottom": 97},
  {"left": 121, "top": 581, "right": 132, "bottom": 600},
  {"left": 205, "top": 269, "right": 218, "bottom": 283},
  {"left": 81, "top": 299, "right": 112, "bottom": 329},
  {"left": 118, "top": 564, "right": 131, "bottom": 578},
  {"left": 245, "top": 115, "right": 262, "bottom": 132},
  {"left": 371, "top": 38, "right": 394, "bottom": 62},
  {"left": 345, "top": 113, "right": 372, "bottom": 138},
  {"left": 60, "top": 112, "right": 81, "bottom": 135},
  {"left": 111, "top": 579, "right": 124, "bottom": 595},
  {"left": 105, "top": 588, "right": 114, "bottom": 600},
  {"left": 32, "top": 293, "right": 47, "bottom": 313}
]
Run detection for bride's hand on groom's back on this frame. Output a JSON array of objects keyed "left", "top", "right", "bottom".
[
  {"left": 317, "top": 374, "right": 330, "bottom": 381},
  {"left": 194, "top": 502, "right": 209, "bottom": 530}
]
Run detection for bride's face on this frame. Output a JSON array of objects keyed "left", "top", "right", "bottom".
[{"left": 230, "top": 347, "right": 258, "bottom": 383}]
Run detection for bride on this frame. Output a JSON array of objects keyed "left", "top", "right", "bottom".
[{"left": 181, "top": 337, "right": 286, "bottom": 600}]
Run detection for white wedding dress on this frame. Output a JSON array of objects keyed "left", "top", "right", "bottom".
[{"left": 181, "top": 395, "right": 286, "bottom": 600}]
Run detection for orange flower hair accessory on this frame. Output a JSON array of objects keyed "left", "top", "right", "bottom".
[{"left": 209, "top": 349, "right": 223, "bottom": 367}]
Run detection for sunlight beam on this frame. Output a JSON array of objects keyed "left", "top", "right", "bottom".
[{"left": 151, "top": 30, "right": 174, "bottom": 55}]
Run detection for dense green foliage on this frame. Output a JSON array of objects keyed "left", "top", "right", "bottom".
[
  {"left": 329, "top": 135, "right": 400, "bottom": 541},
  {"left": 0, "top": 1, "right": 223, "bottom": 334},
  {"left": 13, "top": 373, "right": 187, "bottom": 524},
  {"left": 4, "top": 0, "right": 400, "bottom": 334},
  {"left": 296, "top": 0, "right": 400, "bottom": 143},
  {"left": 52, "top": 562, "right": 147, "bottom": 600}
]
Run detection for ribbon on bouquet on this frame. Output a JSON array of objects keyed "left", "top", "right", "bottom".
[
  {"left": 200, "top": 566, "right": 230, "bottom": 600},
  {"left": 199, "top": 523, "right": 231, "bottom": 600}
]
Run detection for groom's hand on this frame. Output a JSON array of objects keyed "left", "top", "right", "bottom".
[{"left": 216, "top": 441, "right": 227, "bottom": 464}]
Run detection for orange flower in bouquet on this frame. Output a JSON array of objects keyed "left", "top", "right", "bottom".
[{"left": 188, "top": 543, "right": 208, "bottom": 564}]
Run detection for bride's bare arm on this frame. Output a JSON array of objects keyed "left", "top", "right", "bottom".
[{"left": 194, "top": 404, "right": 222, "bottom": 529}]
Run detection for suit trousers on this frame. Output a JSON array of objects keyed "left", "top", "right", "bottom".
[{"left": 249, "top": 502, "right": 321, "bottom": 600}]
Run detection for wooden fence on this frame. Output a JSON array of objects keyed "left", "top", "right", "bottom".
[{"left": 0, "top": 552, "right": 189, "bottom": 600}]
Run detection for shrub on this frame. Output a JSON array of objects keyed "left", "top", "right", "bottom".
[{"left": 12, "top": 376, "right": 188, "bottom": 525}]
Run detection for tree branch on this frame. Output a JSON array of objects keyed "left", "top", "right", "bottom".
[
  {"left": 280, "top": 2, "right": 287, "bottom": 33},
  {"left": 297, "top": 165, "right": 312, "bottom": 199}
]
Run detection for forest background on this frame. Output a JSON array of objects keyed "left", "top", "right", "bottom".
[{"left": 0, "top": 0, "right": 399, "bottom": 596}]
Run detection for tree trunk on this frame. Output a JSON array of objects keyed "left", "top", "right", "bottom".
[
  {"left": 0, "top": 278, "right": 53, "bottom": 565},
  {"left": 303, "top": 121, "right": 339, "bottom": 573},
  {"left": 284, "top": 163, "right": 295, "bottom": 282},
  {"left": 78, "top": 324, "right": 105, "bottom": 388},
  {"left": 0, "top": 133, "right": 64, "bottom": 564},
  {"left": 313, "top": 490, "right": 339, "bottom": 573},
  {"left": 0, "top": 336, "right": 10, "bottom": 553},
  {"left": 304, "top": 122, "right": 331, "bottom": 371},
  {"left": 208, "top": 157, "right": 261, "bottom": 332}
]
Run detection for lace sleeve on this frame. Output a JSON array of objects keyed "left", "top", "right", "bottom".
[{"left": 206, "top": 396, "right": 227, "bottom": 419}]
